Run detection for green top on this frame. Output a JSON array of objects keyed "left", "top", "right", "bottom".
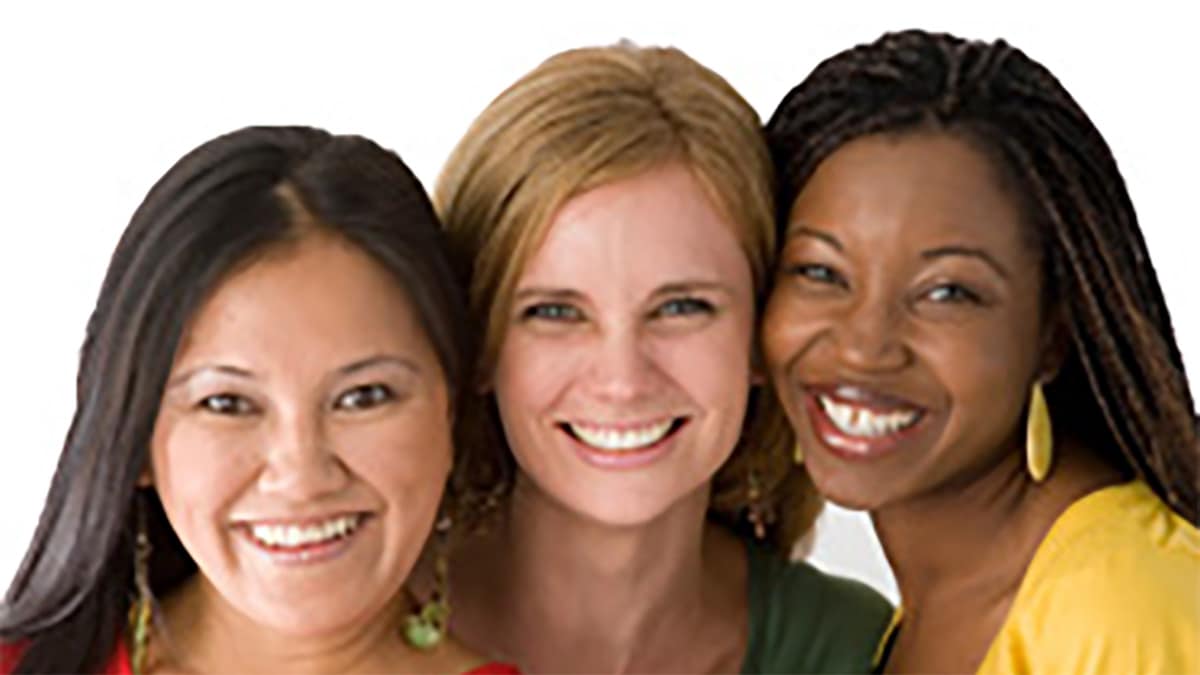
[{"left": 741, "top": 542, "right": 894, "bottom": 674}]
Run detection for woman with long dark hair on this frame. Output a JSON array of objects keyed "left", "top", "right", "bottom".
[{"left": 0, "top": 126, "right": 515, "bottom": 674}]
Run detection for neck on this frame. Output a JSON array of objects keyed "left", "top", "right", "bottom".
[
  {"left": 156, "top": 576, "right": 440, "bottom": 674},
  {"left": 871, "top": 437, "right": 1123, "bottom": 614},
  {"left": 454, "top": 474, "right": 746, "bottom": 672}
]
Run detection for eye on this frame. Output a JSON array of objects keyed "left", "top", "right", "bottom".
[
  {"left": 924, "top": 283, "right": 982, "bottom": 304},
  {"left": 521, "top": 303, "right": 583, "bottom": 322},
  {"left": 651, "top": 297, "right": 715, "bottom": 319},
  {"left": 785, "top": 263, "right": 847, "bottom": 287},
  {"left": 198, "top": 394, "right": 255, "bottom": 416},
  {"left": 334, "top": 384, "right": 395, "bottom": 411}
]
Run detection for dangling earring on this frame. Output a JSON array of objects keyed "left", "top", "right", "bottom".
[
  {"left": 746, "top": 470, "right": 772, "bottom": 540},
  {"left": 1026, "top": 381, "right": 1053, "bottom": 482},
  {"left": 128, "top": 493, "right": 153, "bottom": 675},
  {"left": 793, "top": 441, "right": 805, "bottom": 465},
  {"left": 404, "top": 515, "right": 452, "bottom": 650}
]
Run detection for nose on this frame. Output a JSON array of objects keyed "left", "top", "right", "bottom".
[
  {"left": 584, "top": 325, "right": 662, "bottom": 403},
  {"left": 829, "top": 296, "right": 912, "bottom": 373},
  {"left": 258, "top": 409, "right": 349, "bottom": 501}
]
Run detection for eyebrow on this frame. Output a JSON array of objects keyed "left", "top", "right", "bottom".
[
  {"left": 786, "top": 224, "right": 843, "bottom": 251},
  {"left": 166, "top": 364, "right": 254, "bottom": 390},
  {"left": 650, "top": 280, "right": 734, "bottom": 298},
  {"left": 514, "top": 280, "right": 733, "bottom": 306},
  {"left": 337, "top": 354, "right": 422, "bottom": 378},
  {"left": 789, "top": 222, "right": 1011, "bottom": 280},
  {"left": 166, "top": 355, "right": 421, "bottom": 390},
  {"left": 921, "top": 245, "right": 1010, "bottom": 280},
  {"left": 513, "top": 287, "right": 586, "bottom": 303}
]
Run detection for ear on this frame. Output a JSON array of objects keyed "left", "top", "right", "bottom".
[
  {"left": 750, "top": 360, "right": 767, "bottom": 387},
  {"left": 136, "top": 461, "right": 154, "bottom": 488},
  {"left": 749, "top": 333, "right": 768, "bottom": 387},
  {"left": 474, "top": 374, "right": 493, "bottom": 396},
  {"left": 1038, "top": 305, "right": 1072, "bottom": 382}
]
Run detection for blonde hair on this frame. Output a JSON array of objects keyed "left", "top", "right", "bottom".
[{"left": 438, "top": 42, "right": 819, "bottom": 552}]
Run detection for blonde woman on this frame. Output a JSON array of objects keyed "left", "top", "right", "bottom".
[{"left": 415, "top": 44, "right": 893, "bottom": 673}]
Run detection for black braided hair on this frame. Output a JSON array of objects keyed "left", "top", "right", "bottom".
[{"left": 766, "top": 29, "right": 1199, "bottom": 524}]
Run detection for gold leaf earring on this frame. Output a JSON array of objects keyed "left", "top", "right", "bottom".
[
  {"left": 746, "top": 470, "right": 775, "bottom": 540},
  {"left": 793, "top": 441, "right": 805, "bottom": 465},
  {"left": 1026, "top": 381, "right": 1053, "bottom": 482}
]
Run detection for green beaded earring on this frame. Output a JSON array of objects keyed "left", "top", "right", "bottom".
[
  {"left": 128, "top": 494, "right": 153, "bottom": 675},
  {"left": 404, "top": 516, "right": 452, "bottom": 650}
]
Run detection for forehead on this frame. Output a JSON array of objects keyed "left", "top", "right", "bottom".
[
  {"left": 521, "top": 163, "right": 751, "bottom": 284},
  {"left": 174, "top": 235, "right": 432, "bottom": 369},
  {"left": 788, "top": 132, "right": 1032, "bottom": 255}
]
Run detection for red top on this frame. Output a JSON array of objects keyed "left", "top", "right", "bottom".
[
  {"left": 1, "top": 640, "right": 135, "bottom": 675},
  {"left": 463, "top": 664, "right": 521, "bottom": 675},
  {"left": 2, "top": 640, "right": 518, "bottom": 674}
]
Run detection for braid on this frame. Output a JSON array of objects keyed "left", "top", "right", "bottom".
[{"left": 766, "top": 29, "right": 1199, "bottom": 523}]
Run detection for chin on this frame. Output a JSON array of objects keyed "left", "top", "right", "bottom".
[
  {"left": 250, "top": 599, "right": 380, "bottom": 638},
  {"left": 573, "top": 494, "right": 682, "bottom": 528},
  {"left": 816, "top": 490, "right": 881, "bottom": 513},
  {"left": 802, "top": 460, "right": 890, "bottom": 513},
  {"left": 544, "top": 479, "right": 708, "bottom": 529}
]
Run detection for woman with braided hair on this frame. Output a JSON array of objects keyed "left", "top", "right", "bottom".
[{"left": 762, "top": 29, "right": 1199, "bottom": 673}]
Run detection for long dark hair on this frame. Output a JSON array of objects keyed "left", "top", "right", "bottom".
[
  {"left": 765, "top": 29, "right": 1199, "bottom": 524},
  {"left": 0, "top": 126, "right": 471, "bottom": 673}
]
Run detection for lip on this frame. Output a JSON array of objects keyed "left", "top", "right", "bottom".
[
  {"left": 235, "top": 512, "right": 373, "bottom": 566},
  {"left": 803, "top": 385, "right": 930, "bottom": 462},
  {"left": 232, "top": 510, "right": 369, "bottom": 528},
  {"left": 561, "top": 417, "right": 689, "bottom": 470},
  {"left": 564, "top": 416, "right": 677, "bottom": 433},
  {"left": 807, "top": 383, "right": 926, "bottom": 412}
]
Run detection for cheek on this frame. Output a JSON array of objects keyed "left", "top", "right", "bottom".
[
  {"left": 150, "top": 412, "right": 260, "bottom": 518},
  {"left": 761, "top": 289, "right": 821, "bottom": 372},
  {"left": 639, "top": 315, "right": 756, "bottom": 453},
  {"left": 652, "top": 321, "right": 754, "bottom": 402},
  {"left": 337, "top": 409, "right": 454, "bottom": 493},
  {"left": 921, "top": 319, "right": 1042, "bottom": 421},
  {"left": 493, "top": 331, "right": 589, "bottom": 413}
]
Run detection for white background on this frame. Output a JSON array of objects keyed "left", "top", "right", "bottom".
[{"left": 1, "top": 1, "right": 1196, "bottom": 605}]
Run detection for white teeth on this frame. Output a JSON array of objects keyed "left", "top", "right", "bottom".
[
  {"left": 249, "top": 514, "right": 361, "bottom": 548},
  {"left": 818, "top": 396, "right": 919, "bottom": 438},
  {"left": 324, "top": 519, "right": 342, "bottom": 540},
  {"left": 568, "top": 419, "right": 676, "bottom": 452}
]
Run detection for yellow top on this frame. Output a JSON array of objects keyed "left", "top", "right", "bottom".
[
  {"left": 876, "top": 481, "right": 1200, "bottom": 674},
  {"left": 979, "top": 481, "right": 1199, "bottom": 674}
]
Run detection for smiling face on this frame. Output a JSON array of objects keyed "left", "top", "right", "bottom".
[
  {"left": 491, "top": 162, "right": 758, "bottom": 526},
  {"left": 150, "top": 232, "right": 452, "bottom": 636},
  {"left": 763, "top": 132, "right": 1050, "bottom": 511}
]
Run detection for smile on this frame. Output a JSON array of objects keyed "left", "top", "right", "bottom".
[
  {"left": 237, "top": 513, "right": 370, "bottom": 562},
  {"left": 561, "top": 417, "right": 687, "bottom": 452},
  {"left": 816, "top": 395, "right": 921, "bottom": 438},
  {"left": 804, "top": 385, "right": 929, "bottom": 459}
]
